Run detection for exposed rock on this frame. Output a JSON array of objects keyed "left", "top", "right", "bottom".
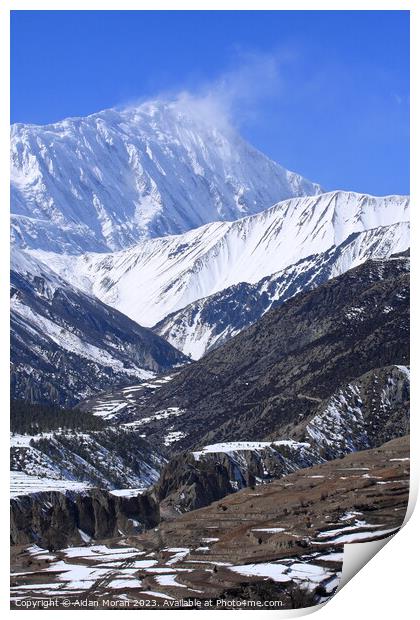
[
  {"left": 142, "top": 435, "right": 410, "bottom": 560},
  {"left": 295, "top": 365, "right": 410, "bottom": 458},
  {"left": 10, "top": 488, "right": 160, "bottom": 549},
  {"left": 156, "top": 441, "right": 323, "bottom": 514},
  {"left": 10, "top": 436, "right": 409, "bottom": 608},
  {"left": 81, "top": 255, "right": 409, "bottom": 456},
  {"left": 154, "top": 364, "right": 409, "bottom": 513}
]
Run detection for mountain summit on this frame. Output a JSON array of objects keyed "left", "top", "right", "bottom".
[{"left": 11, "top": 100, "right": 322, "bottom": 254}]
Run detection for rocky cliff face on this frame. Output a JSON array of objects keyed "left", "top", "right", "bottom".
[
  {"left": 156, "top": 441, "right": 323, "bottom": 514},
  {"left": 293, "top": 364, "right": 410, "bottom": 458},
  {"left": 9, "top": 255, "right": 410, "bottom": 550},
  {"left": 10, "top": 488, "right": 159, "bottom": 549},
  {"left": 11, "top": 436, "right": 409, "bottom": 608}
]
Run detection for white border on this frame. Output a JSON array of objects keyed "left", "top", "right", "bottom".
[{"left": 1, "top": 2, "right": 417, "bottom": 618}]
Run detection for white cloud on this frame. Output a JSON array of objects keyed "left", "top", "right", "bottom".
[
  {"left": 121, "top": 49, "right": 292, "bottom": 133},
  {"left": 173, "top": 50, "right": 288, "bottom": 129}
]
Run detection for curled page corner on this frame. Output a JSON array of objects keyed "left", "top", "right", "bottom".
[
  {"left": 338, "top": 533, "right": 396, "bottom": 592},
  {"left": 341, "top": 462, "right": 416, "bottom": 592},
  {"left": 337, "top": 475, "right": 416, "bottom": 594}
]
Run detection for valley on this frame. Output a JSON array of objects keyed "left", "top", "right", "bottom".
[
  {"left": 76, "top": 255, "right": 409, "bottom": 457},
  {"left": 11, "top": 436, "right": 409, "bottom": 609},
  {"left": 9, "top": 98, "right": 410, "bottom": 610}
]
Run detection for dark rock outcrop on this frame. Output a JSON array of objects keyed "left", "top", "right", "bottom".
[
  {"left": 141, "top": 435, "right": 410, "bottom": 569},
  {"left": 10, "top": 488, "right": 159, "bottom": 549},
  {"left": 156, "top": 441, "right": 323, "bottom": 514},
  {"left": 156, "top": 453, "right": 235, "bottom": 515},
  {"left": 10, "top": 436, "right": 410, "bottom": 608}
]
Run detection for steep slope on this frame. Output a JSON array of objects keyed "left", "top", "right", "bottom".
[
  {"left": 10, "top": 400, "right": 166, "bottom": 512},
  {"left": 295, "top": 365, "right": 410, "bottom": 457},
  {"left": 154, "top": 223, "right": 409, "bottom": 358},
  {"left": 153, "top": 364, "right": 409, "bottom": 513},
  {"left": 11, "top": 426, "right": 165, "bottom": 495},
  {"left": 79, "top": 255, "right": 409, "bottom": 454},
  {"left": 156, "top": 440, "right": 324, "bottom": 514},
  {"left": 11, "top": 100, "right": 321, "bottom": 254},
  {"left": 32, "top": 191, "right": 409, "bottom": 328},
  {"left": 10, "top": 251, "right": 188, "bottom": 407}
]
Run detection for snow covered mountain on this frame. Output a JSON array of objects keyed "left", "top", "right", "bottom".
[
  {"left": 11, "top": 250, "right": 187, "bottom": 406},
  {"left": 33, "top": 191, "right": 409, "bottom": 332},
  {"left": 79, "top": 255, "right": 410, "bottom": 456},
  {"left": 11, "top": 100, "right": 322, "bottom": 254},
  {"left": 154, "top": 223, "right": 410, "bottom": 358}
]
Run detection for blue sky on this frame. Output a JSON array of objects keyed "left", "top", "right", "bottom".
[{"left": 11, "top": 10, "right": 409, "bottom": 195}]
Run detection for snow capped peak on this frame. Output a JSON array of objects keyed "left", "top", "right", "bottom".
[
  {"left": 31, "top": 190, "right": 409, "bottom": 330},
  {"left": 11, "top": 98, "right": 322, "bottom": 254}
]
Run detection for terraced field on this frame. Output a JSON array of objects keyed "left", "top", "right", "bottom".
[{"left": 11, "top": 436, "right": 409, "bottom": 609}]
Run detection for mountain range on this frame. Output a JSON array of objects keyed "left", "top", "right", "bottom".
[
  {"left": 79, "top": 254, "right": 409, "bottom": 452},
  {"left": 10, "top": 100, "right": 410, "bottom": 533},
  {"left": 71, "top": 253, "right": 409, "bottom": 515},
  {"left": 154, "top": 222, "right": 409, "bottom": 357},
  {"left": 27, "top": 190, "right": 409, "bottom": 330}
]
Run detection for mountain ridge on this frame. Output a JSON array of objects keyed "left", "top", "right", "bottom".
[
  {"left": 153, "top": 222, "right": 409, "bottom": 357},
  {"left": 78, "top": 254, "right": 409, "bottom": 455},
  {"left": 27, "top": 190, "right": 409, "bottom": 329},
  {"left": 10, "top": 249, "right": 188, "bottom": 406},
  {"left": 11, "top": 100, "right": 322, "bottom": 254}
]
